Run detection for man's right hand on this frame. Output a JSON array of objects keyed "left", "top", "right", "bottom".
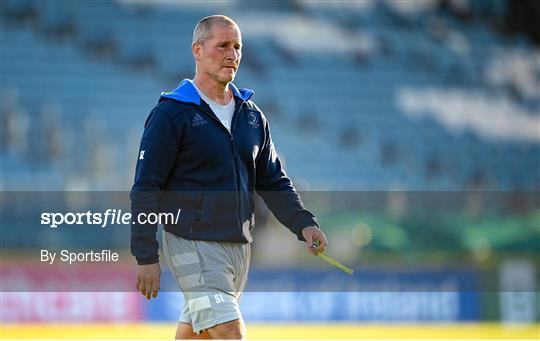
[{"left": 136, "top": 262, "right": 161, "bottom": 300}]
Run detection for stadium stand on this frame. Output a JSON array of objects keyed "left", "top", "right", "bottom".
[
  {"left": 1, "top": 0, "right": 539, "bottom": 250},
  {"left": 2, "top": 0, "right": 538, "bottom": 192}
]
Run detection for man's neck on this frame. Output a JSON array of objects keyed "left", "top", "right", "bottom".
[{"left": 193, "top": 75, "right": 232, "bottom": 105}]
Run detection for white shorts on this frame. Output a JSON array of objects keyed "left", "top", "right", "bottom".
[{"left": 162, "top": 230, "right": 250, "bottom": 334}]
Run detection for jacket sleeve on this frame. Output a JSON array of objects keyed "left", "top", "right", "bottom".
[
  {"left": 130, "top": 106, "right": 181, "bottom": 265},
  {"left": 255, "top": 119, "right": 319, "bottom": 241}
]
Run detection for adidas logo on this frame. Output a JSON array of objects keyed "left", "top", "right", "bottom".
[{"left": 192, "top": 113, "right": 208, "bottom": 127}]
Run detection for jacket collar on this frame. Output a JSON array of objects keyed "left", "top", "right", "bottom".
[{"left": 160, "top": 79, "right": 254, "bottom": 105}]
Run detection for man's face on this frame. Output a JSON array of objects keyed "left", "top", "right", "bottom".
[{"left": 194, "top": 24, "right": 242, "bottom": 84}]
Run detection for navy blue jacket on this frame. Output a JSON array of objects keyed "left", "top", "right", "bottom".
[{"left": 130, "top": 79, "right": 319, "bottom": 265}]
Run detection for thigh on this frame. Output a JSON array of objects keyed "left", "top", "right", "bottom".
[{"left": 175, "top": 322, "right": 209, "bottom": 340}]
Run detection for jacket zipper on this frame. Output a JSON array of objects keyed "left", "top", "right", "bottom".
[
  {"left": 230, "top": 102, "right": 244, "bottom": 235},
  {"left": 197, "top": 101, "right": 245, "bottom": 235},
  {"left": 189, "top": 191, "right": 204, "bottom": 238},
  {"left": 194, "top": 191, "right": 205, "bottom": 218}
]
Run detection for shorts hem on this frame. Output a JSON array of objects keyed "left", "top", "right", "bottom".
[
  {"left": 192, "top": 312, "right": 242, "bottom": 335},
  {"left": 178, "top": 316, "right": 191, "bottom": 324}
]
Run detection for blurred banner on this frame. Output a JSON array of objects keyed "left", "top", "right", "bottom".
[
  {"left": 2, "top": 292, "right": 142, "bottom": 322},
  {"left": 0, "top": 268, "right": 481, "bottom": 322},
  {"left": 4, "top": 267, "right": 537, "bottom": 322}
]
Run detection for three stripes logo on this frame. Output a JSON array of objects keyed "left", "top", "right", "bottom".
[{"left": 192, "top": 112, "right": 208, "bottom": 127}]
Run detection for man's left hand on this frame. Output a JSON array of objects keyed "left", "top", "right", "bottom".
[{"left": 302, "top": 226, "right": 328, "bottom": 255}]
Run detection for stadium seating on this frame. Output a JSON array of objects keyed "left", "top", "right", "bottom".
[{"left": 2, "top": 0, "right": 538, "bottom": 192}]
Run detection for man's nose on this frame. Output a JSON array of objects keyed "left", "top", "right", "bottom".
[{"left": 226, "top": 48, "right": 240, "bottom": 62}]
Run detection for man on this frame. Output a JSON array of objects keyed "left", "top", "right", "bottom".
[{"left": 130, "top": 15, "right": 327, "bottom": 339}]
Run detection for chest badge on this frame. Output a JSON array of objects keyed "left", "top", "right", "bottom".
[{"left": 248, "top": 112, "right": 260, "bottom": 128}]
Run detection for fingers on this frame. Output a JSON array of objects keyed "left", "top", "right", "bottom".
[
  {"left": 151, "top": 278, "right": 160, "bottom": 298},
  {"left": 315, "top": 233, "right": 328, "bottom": 254},
  {"left": 145, "top": 280, "right": 154, "bottom": 300},
  {"left": 142, "top": 278, "right": 160, "bottom": 300},
  {"left": 304, "top": 230, "right": 314, "bottom": 247},
  {"left": 138, "top": 277, "right": 147, "bottom": 297},
  {"left": 306, "top": 228, "right": 328, "bottom": 255},
  {"left": 136, "top": 273, "right": 149, "bottom": 298},
  {"left": 314, "top": 230, "right": 327, "bottom": 253},
  {"left": 304, "top": 231, "right": 316, "bottom": 255},
  {"left": 139, "top": 278, "right": 155, "bottom": 300},
  {"left": 308, "top": 240, "right": 318, "bottom": 255},
  {"left": 136, "top": 264, "right": 160, "bottom": 300}
]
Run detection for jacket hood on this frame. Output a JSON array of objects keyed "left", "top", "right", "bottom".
[{"left": 160, "top": 79, "right": 254, "bottom": 105}]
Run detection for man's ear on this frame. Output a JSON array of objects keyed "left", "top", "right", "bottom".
[{"left": 192, "top": 42, "right": 201, "bottom": 62}]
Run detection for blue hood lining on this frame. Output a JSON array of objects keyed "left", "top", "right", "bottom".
[{"left": 160, "top": 79, "right": 254, "bottom": 105}]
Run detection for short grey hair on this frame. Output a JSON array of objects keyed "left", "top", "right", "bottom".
[{"left": 192, "top": 15, "right": 240, "bottom": 45}]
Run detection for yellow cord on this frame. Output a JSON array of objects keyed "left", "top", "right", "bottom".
[{"left": 315, "top": 250, "right": 354, "bottom": 275}]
